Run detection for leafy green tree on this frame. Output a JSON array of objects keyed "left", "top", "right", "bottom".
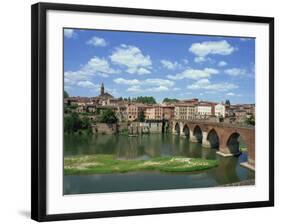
[
  {"left": 100, "top": 109, "right": 118, "bottom": 124},
  {"left": 134, "top": 96, "right": 156, "bottom": 104},
  {"left": 225, "top": 99, "right": 231, "bottom": 106},
  {"left": 64, "top": 112, "right": 82, "bottom": 133},
  {"left": 138, "top": 110, "right": 145, "bottom": 122},
  {"left": 245, "top": 115, "right": 255, "bottom": 126},
  {"left": 81, "top": 116, "right": 91, "bottom": 129},
  {"left": 64, "top": 90, "right": 69, "bottom": 98},
  {"left": 162, "top": 98, "right": 179, "bottom": 103}
]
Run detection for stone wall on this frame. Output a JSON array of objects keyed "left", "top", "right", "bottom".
[
  {"left": 92, "top": 123, "right": 118, "bottom": 134},
  {"left": 147, "top": 122, "right": 163, "bottom": 133},
  {"left": 118, "top": 122, "right": 129, "bottom": 132}
]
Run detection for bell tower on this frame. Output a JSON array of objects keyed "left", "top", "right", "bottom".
[{"left": 100, "top": 83, "right": 105, "bottom": 95}]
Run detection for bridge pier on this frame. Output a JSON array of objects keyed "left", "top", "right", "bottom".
[
  {"left": 180, "top": 133, "right": 187, "bottom": 138},
  {"left": 189, "top": 130, "right": 199, "bottom": 143},
  {"left": 217, "top": 147, "right": 241, "bottom": 157},
  {"left": 202, "top": 131, "right": 211, "bottom": 148},
  {"left": 179, "top": 123, "right": 184, "bottom": 137},
  {"left": 240, "top": 141, "right": 255, "bottom": 171}
]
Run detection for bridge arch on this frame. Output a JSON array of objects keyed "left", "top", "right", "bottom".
[
  {"left": 182, "top": 124, "right": 190, "bottom": 139},
  {"left": 226, "top": 132, "right": 242, "bottom": 155},
  {"left": 207, "top": 128, "right": 220, "bottom": 148},
  {"left": 193, "top": 125, "right": 203, "bottom": 143}
]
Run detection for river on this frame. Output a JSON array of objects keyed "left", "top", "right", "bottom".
[{"left": 64, "top": 134, "right": 255, "bottom": 195}]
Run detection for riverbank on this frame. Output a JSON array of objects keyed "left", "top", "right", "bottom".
[
  {"left": 64, "top": 154, "right": 218, "bottom": 175},
  {"left": 219, "top": 179, "right": 255, "bottom": 187}
]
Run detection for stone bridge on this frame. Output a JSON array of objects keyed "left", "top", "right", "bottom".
[{"left": 172, "top": 120, "right": 255, "bottom": 171}]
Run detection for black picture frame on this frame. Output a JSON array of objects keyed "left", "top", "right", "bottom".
[{"left": 31, "top": 2, "right": 274, "bottom": 222}]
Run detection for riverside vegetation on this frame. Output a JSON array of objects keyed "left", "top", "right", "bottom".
[{"left": 64, "top": 154, "right": 219, "bottom": 175}]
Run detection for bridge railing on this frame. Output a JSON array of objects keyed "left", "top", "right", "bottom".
[{"left": 172, "top": 119, "right": 255, "bottom": 130}]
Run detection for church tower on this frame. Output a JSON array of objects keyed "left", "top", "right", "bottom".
[{"left": 100, "top": 83, "right": 105, "bottom": 95}]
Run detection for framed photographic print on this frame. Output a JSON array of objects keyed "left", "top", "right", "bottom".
[{"left": 31, "top": 2, "right": 274, "bottom": 222}]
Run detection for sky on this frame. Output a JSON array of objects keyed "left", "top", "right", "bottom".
[{"left": 64, "top": 28, "right": 255, "bottom": 104}]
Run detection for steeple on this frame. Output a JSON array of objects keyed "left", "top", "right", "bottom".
[{"left": 101, "top": 83, "right": 105, "bottom": 95}]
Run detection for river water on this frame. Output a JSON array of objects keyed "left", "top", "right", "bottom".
[{"left": 64, "top": 134, "right": 255, "bottom": 195}]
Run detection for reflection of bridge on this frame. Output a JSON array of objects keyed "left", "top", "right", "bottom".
[{"left": 172, "top": 120, "right": 255, "bottom": 171}]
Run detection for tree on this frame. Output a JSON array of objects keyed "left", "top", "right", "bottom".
[
  {"left": 162, "top": 98, "right": 179, "bottom": 103},
  {"left": 81, "top": 116, "right": 91, "bottom": 129},
  {"left": 100, "top": 109, "right": 118, "bottom": 124},
  {"left": 134, "top": 96, "right": 156, "bottom": 104},
  {"left": 64, "top": 90, "right": 69, "bottom": 98},
  {"left": 245, "top": 115, "right": 255, "bottom": 126},
  {"left": 138, "top": 110, "right": 145, "bottom": 122},
  {"left": 225, "top": 99, "right": 231, "bottom": 106},
  {"left": 64, "top": 112, "right": 82, "bottom": 133}
]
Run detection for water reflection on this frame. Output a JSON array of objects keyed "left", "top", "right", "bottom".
[{"left": 64, "top": 134, "right": 255, "bottom": 194}]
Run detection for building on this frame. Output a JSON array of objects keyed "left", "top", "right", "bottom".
[
  {"left": 92, "top": 83, "right": 114, "bottom": 105},
  {"left": 197, "top": 103, "right": 212, "bottom": 118},
  {"left": 76, "top": 105, "right": 86, "bottom": 113},
  {"left": 98, "top": 83, "right": 113, "bottom": 99},
  {"left": 145, "top": 105, "right": 163, "bottom": 121},
  {"left": 116, "top": 103, "right": 127, "bottom": 122},
  {"left": 85, "top": 104, "right": 96, "bottom": 113},
  {"left": 174, "top": 104, "right": 197, "bottom": 120},
  {"left": 243, "top": 104, "right": 255, "bottom": 116},
  {"left": 215, "top": 103, "right": 226, "bottom": 117},
  {"left": 162, "top": 105, "right": 175, "bottom": 120},
  {"left": 126, "top": 103, "right": 139, "bottom": 121},
  {"left": 181, "top": 98, "right": 199, "bottom": 104},
  {"left": 234, "top": 110, "right": 247, "bottom": 123}
]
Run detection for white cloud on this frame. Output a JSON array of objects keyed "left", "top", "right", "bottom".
[
  {"left": 144, "top": 78, "right": 174, "bottom": 87},
  {"left": 167, "top": 68, "right": 219, "bottom": 80},
  {"left": 87, "top": 36, "right": 108, "bottom": 47},
  {"left": 64, "top": 29, "right": 75, "bottom": 38},
  {"left": 160, "top": 60, "right": 182, "bottom": 70},
  {"left": 110, "top": 44, "right": 152, "bottom": 75},
  {"left": 132, "top": 67, "right": 151, "bottom": 75},
  {"left": 64, "top": 56, "right": 118, "bottom": 87},
  {"left": 226, "top": 92, "right": 242, "bottom": 97},
  {"left": 114, "top": 77, "right": 174, "bottom": 93},
  {"left": 194, "top": 56, "right": 206, "bottom": 63},
  {"left": 127, "top": 85, "right": 169, "bottom": 93},
  {"left": 226, "top": 92, "right": 235, "bottom": 96},
  {"left": 224, "top": 68, "right": 247, "bottom": 76},
  {"left": 189, "top": 40, "right": 235, "bottom": 57},
  {"left": 83, "top": 57, "right": 118, "bottom": 75},
  {"left": 114, "top": 78, "right": 140, "bottom": 85},
  {"left": 77, "top": 81, "right": 99, "bottom": 89},
  {"left": 194, "top": 56, "right": 215, "bottom": 64},
  {"left": 187, "top": 79, "right": 238, "bottom": 91},
  {"left": 218, "top": 61, "right": 227, "bottom": 67},
  {"left": 114, "top": 78, "right": 174, "bottom": 87}
]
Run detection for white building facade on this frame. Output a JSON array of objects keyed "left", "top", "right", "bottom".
[
  {"left": 174, "top": 105, "right": 197, "bottom": 120},
  {"left": 215, "top": 103, "right": 226, "bottom": 117},
  {"left": 197, "top": 105, "right": 212, "bottom": 117}
]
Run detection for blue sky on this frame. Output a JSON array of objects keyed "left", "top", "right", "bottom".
[{"left": 64, "top": 28, "right": 255, "bottom": 104}]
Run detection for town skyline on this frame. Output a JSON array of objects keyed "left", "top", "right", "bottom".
[
  {"left": 64, "top": 83, "right": 253, "bottom": 106},
  {"left": 64, "top": 28, "right": 255, "bottom": 104}
]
